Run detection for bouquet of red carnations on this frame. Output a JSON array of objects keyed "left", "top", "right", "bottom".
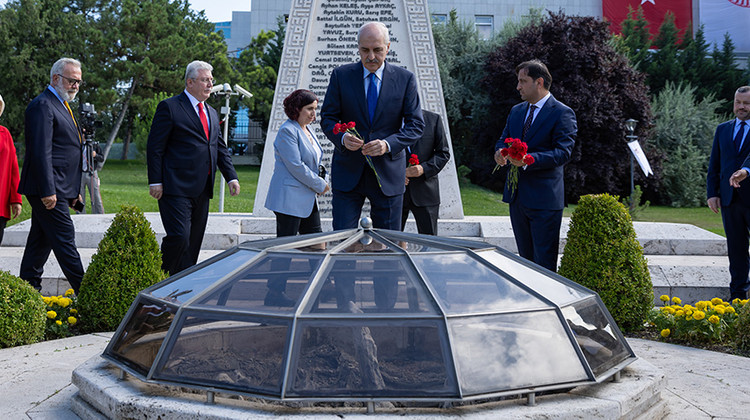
[
  {"left": 333, "top": 121, "right": 382, "bottom": 187},
  {"left": 408, "top": 153, "right": 419, "bottom": 166},
  {"left": 493, "top": 137, "right": 535, "bottom": 196}
]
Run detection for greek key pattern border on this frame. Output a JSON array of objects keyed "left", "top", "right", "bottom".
[{"left": 271, "top": 0, "right": 314, "bottom": 133}]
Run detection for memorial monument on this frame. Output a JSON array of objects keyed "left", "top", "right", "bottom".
[{"left": 253, "top": 0, "right": 463, "bottom": 220}]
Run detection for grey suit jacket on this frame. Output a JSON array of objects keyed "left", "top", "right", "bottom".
[{"left": 265, "top": 119, "right": 327, "bottom": 218}]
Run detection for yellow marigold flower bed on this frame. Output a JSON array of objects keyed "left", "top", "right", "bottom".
[
  {"left": 648, "top": 295, "right": 747, "bottom": 346},
  {"left": 43, "top": 292, "right": 79, "bottom": 340}
]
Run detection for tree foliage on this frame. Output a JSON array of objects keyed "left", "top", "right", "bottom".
[
  {"left": 232, "top": 16, "right": 285, "bottom": 131},
  {"left": 649, "top": 82, "right": 724, "bottom": 207},
  {"left": 478, "top": 11, "right": 654, "bottom": 203},
  {"left": 618, "top": 10, "right": 748, "bottom": 115},
  {"left": 0, "top": 0, "right": 231, "bottom": 166},
  {"left": 645, "top": 12, "right": 684, "bottom": 95},
  {"left": 0, "top": 0, "right": 93, "bottom": 139},
  {"left": 617, "top": 5, "right": 651, "bottom": 68}
]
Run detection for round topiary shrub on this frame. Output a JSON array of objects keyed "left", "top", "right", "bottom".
[
  {"left": 558, "top": 194, "right": 653, "bottom": 332},
  {"left": 734, "top": 301, "right": 750, "bottom": 355},
  {"left": 77, "top": 205, "right": 167, "bottom": 333},
  {"left": 0, "top": 270, "right": 45, "bottom": 347}
]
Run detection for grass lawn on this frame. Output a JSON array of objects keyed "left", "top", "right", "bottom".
[{"left": 8, "top": 160, "right": 725, "bottom": 237}]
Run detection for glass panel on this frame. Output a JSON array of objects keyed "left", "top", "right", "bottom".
[
  {"left": 307, "top": 257, "right": 438, "bottom": 314},
  {"left": 149, "top": 250, "right": 258, "bottom": 303},
  {"left": 449, "top": 312, "right": 587, "bottom": 395},
  {"left": 106, "top": 297, "right": 178, "bottom": 376},
  {"left": 197, "top": 253, "right": 323, "bottom": 312},
  {"left": 291, "top": 238, "right": 347, "bottom": 252},
  {"left": 411, "top": 254, "right": 549, "bottom": 314},
  {"left": 287, "top": 320, "right": 457, "bottom": 397},
  {"left": 561, "top": 299, "right": 632, "bottom": 376},
  {"left": 155, "top": 313, "right": 290, "bottom": 395},
  {"left": 379, "top": 232, "right": 489, "bottom": 253},
  {"left": 477, "top": 250, "right": 590, "bottom": 305},
  {"left": 335, "top": 234, "right": 398, "bottom": 253}
]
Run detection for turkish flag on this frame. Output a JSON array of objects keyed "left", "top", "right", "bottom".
[{"left": 603, "top": 0, "right": 693, "bottom": 39}]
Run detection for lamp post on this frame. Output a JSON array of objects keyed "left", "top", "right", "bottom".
[
  {"left": 211, "top": 83, "right": 253, "bottom": 212},
  {"left": 624, "top": 118, "right": 638, "bottom": 209}
]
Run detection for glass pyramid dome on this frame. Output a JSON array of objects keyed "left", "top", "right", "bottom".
[{"left": 103, "top": 224, "right": 636, "bottom": 404}]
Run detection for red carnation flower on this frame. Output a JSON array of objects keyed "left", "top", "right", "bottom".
[
  {"left": 408, "top": 154, "right": 419, "bottom": 166},
  {"left": 523, "top": 154, "right": 535, "bottom": 165}
]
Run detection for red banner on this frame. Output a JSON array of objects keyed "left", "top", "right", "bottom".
[{"left": 603, "top": 0, "right": 693, "bottom": 38}]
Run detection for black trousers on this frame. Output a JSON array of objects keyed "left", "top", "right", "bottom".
[
  {"left": 721, "top": 201, "right": 750, "bottom": 300},
  {"left": 158, "top": 189, "right": 211, "bottom": 276},
  {"left": 274, "top": 202, "right": 322, "bottom": 237},
  {"left": 401, "top": 192, "right": 439, "bottom": 235},
  {"left": 269, "top": 203, "right": 322, "bottom": 293},
  {"left": 19, "top": 195, "right": 84, "bottom": 292}
]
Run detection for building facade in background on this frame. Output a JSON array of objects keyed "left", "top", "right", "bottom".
[{"left": 212, "top": 0, "right": 748, "bottom": 58}]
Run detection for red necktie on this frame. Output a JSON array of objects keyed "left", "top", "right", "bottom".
[{"left": 197, "top": 102, "right": 209, "bottom": 140}]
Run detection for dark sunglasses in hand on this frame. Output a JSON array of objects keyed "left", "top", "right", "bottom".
[{"left": 318, "top": 165, "right": 327, "bottom": 179}]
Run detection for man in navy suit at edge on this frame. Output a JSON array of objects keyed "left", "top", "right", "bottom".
[
  {"left": 147, "top": 60, "right": 240, "bottom": 276},
  {"left": 19, "top": 57, "right": 86, "bottom": 293},
  {"left": 320, "top": 21, "right": 424, "bottom": 231},
  {"left": 713, "top": 86, "right": 750, "bottom": 300},
  {"left": 493, "top": 59, "right": 577, "bottom": 272}
]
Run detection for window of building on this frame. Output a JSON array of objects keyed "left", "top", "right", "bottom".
[
  {"left": 475, "top": 15, "right": 493, "bottom": 40},
  {"left": 214, "top": 22, "right": 231, "bottom": 39},
  {"left": 432, "top": 14, "right": 447, "bottom": 26}
]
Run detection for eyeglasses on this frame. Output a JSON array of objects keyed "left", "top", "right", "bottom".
[
  {"left": 57, "top": 74, "right": 84, "bottom": 87},
  {"left": 193, "top": 77, "right": 214, "bottom": 85}
]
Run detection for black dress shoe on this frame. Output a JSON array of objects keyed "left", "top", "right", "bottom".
[{"left": 264, "top": 290, "right": 295, "bottom": 307}]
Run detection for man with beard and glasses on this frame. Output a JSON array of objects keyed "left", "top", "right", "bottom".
[{"left": 18, "top": 57, "right": 85, "bottom": 293}]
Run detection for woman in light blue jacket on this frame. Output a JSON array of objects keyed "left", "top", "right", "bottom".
[{"left": 263, "top": 89, "right": 329, "bottom": 306}]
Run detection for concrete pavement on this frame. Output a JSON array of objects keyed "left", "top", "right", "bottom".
[{"left": 2, "top": 333, "right": 750, "bottom": 419}]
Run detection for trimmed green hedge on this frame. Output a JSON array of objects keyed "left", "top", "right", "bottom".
[
  {"left": 559, "top": 194, "right": 653, "bottom": 332},
  {"left": 0, "top": 270, "right": 45, "bottom": 347},
  {"left": 77, "top": 205, "right": 167, "bottom": 332}
]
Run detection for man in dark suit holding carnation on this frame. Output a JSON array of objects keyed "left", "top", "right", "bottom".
[
  {"left": 402, "top": 109, "right": 450, "bottom": 235},
  {"left": 494, "top": 60, "right": 577, "bottom": 272},
  {"left": 321, "top": 21, "right": 424, "bottom": 230}
]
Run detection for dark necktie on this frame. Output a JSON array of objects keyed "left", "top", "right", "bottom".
[
  {"left": 367, "top": 73, "right": 378, "bottom": 124},
  {"left": 198, "top": 102, "right": 209, "bottom": 141},
  {"left": 735, "top": 121, "right": 747, "bottom": 152},
  {"left": 522, "top": 104, "right": 536, "bottom": 141}
]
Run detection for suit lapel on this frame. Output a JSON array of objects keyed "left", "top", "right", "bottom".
[
  {"left": 524, "top": 96, "right": 555, "bottom": 142},
  {"left": 206, "top": 103, "right": 219, "bottom": 142},
  {"left": 46, "top": 90, "right": 80, "bottom": 140},
  {"left": 178, "top": 92, "right": 206, "bottom": 140}
]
